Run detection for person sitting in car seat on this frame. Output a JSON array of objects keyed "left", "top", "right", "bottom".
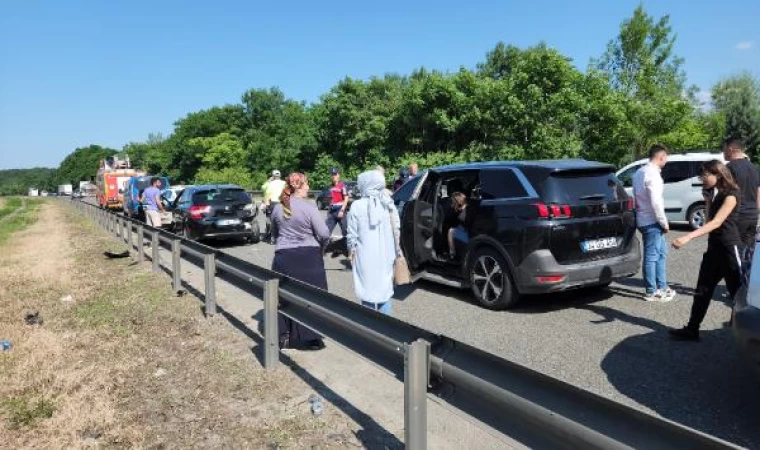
[{"left": 447, "top": 192, "right": 469, "bottom": 260}]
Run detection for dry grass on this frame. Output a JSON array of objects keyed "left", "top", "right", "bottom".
[{"left": 0, "top": 202, "right": 361, "bottom": 449}]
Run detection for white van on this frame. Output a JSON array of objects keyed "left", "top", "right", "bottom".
[{"left": 616, "top": 152, "right": 725, "bottom": 230}]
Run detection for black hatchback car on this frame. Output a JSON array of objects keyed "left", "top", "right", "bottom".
[
  {"left": 170, "top": 184, "right": 260, "bottom": 244},
  {"left": 394, "top": 160, "right": 641, "bottom": 309}
]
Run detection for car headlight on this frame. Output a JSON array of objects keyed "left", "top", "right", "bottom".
[{"left": 244, "top": 204, "right": 254, "bottom": 211}]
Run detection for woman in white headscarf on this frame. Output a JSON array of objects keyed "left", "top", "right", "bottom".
[{"left": 347, "top": 170, "right": 401, "bottom": 315}]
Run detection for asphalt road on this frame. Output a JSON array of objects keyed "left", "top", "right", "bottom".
[
  {"left": 216, "top": 213, "right": 760, "bottom": 449},
  {"left": 81, "top": 197, "right": 760, "bottom": 447}
]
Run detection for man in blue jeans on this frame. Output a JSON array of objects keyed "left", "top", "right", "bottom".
[{"left": 633, "top": 144, "right": 676, "bottom": 302}]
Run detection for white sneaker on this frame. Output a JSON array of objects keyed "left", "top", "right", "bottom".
[
  {"left": 662, "top": 288, "right": 677, "bottom": 301},
  {"left": 643, "top": 290, "right": 670, "bottom": 302}
]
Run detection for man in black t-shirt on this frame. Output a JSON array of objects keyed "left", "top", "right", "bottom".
[{"left": 723, "top": 138, "right": 760, "bottom": 247}]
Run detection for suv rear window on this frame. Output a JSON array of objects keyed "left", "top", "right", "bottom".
[
  {"left": 480, "top": 169, "right": 528, "bottom": 199},
  {"left": 524, "top": 169, "right": 627, "bottom": 204},
  {"left": 193, "top": 188, "right": 249, "bottom": 204}
]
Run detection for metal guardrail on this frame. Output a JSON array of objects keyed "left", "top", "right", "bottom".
[{"left": 71, "top": 199, "right": 743, "bottom": 450}]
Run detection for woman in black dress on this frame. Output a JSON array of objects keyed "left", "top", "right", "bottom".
[{"left": 271, "top": 172, "right": 331, "bottom": 350}]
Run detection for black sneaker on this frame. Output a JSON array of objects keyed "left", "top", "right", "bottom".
[{"left": 669, "top": 327, "right": 700, "bottom": 341}]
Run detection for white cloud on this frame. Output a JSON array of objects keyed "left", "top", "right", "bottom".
[{"left": 736, "top": 41, "right": 753, "bottom": 50}]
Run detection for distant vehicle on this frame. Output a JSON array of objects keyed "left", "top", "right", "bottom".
[
  {"left": 28, "top": 188, "right": 39, "bottom": 197},
  {"left": 397, "top": 160, "right": 640, "bottom": 309},
  {"left": 41, "top": 190, "right": 49, "bottom": 197},
  {"left": 169, "top": 185, "right": 260, "bottom": 244},
  {"left": 733, "top": 241, "right": 760, "bottom": 378},
  {"left": 316, "top": 181, "right": 358, "bottom": 210},
  {"left": 96, "top": 155, "right": 140, "bottom": 210},
  {"left": 616, "top": 152, "right": 725, "bottom": 230},
  {"left": 122, "top": 175, "right": 171, "bottom": 226},
  {"left": 57, "top": 184, "right": 73, "bottom": 196}
]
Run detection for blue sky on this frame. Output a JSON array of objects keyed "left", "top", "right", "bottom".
[{"left": 1, "top": 0, "right": 758, "bottom": 169}]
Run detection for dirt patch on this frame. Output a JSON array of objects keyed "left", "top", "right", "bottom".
[{"left": 0, "top": 202, "right": 362, "bottom": 449}]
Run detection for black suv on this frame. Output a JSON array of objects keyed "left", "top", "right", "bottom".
[
  {"left": 394, "top": 160, "right": 640, "bottom": 309},
  {"left": 170, "top": 185, "right": 260, "bottom": 244}
]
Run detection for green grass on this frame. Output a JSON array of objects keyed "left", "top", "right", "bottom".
[
  {"left": 1, "top": 394, "right": 56, "bottom": 429},
  {"left": 0, "top": 197, "right": 23, "bottom": 220},
  {"left": 0, "top": 198, "right": 44, "bottom": 244},
  {"left": 72, "top": 272, "right": 163, "bottom": 335}
]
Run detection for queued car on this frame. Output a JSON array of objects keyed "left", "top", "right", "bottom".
[
  {"left": 169, "top": 184, "right": 260, "bottom": 244},
  {"left": 316, "top": 181, "right": 359, "bottom": 210},
  {"left": 395, "top": 160, "right": 640, "bottom": 310},
  {"left": 122, "top": 175, "right": 173, "bottom": 227},
  {"left": 733, "top": 242, "right": 760, "bottom": 377},
  {"left": 616, "top": 152, "right": 725, "bottom": 230}
]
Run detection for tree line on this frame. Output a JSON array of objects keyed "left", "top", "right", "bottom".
[{"left": 4, "top": 6, "right": 759, "bottom": 195}]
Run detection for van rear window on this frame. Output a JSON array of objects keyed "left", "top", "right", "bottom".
[{"left": 525, "top": 169, "right": 627, "bottom": 204}]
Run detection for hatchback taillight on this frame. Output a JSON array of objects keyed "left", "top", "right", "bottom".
[
  {"left": 535, "top": 202, "right": 572, "bottom": 219},
  {"left": 189, "top": 205, "right": 210, "bottom": 219}
]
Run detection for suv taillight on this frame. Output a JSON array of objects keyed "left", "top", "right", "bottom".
[
  {"left": 535, "top": 202, "right": 572, "bottom": 219},
  {"left": 189, "top": 204, "right": 210, "bottom": 219}
]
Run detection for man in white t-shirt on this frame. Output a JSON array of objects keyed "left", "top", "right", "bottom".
[
  {"left": 632, "top": 144, "right": 676, "bottom": 302},
  {"left": 261, "top": 170, "right": 286, "bottom": 243}
]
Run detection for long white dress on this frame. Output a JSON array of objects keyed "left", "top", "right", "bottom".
[{"left": 347, "top": 173, "right": 400, "bottom": 305}]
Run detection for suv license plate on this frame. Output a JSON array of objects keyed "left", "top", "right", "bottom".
[
  {"left": 581, "top": 238, "right": 618, "bottom": 253},
  {"left": 218, "top": 219, "right": 241, "bottom": 226}
]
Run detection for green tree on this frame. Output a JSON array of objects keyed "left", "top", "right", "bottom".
[
  {"left": 595, "top": 5, "right": 685, "bottom": 98},
  {"left": 0, "top": 168, "right": 57, "bottom": 195},
  {"left": 56, "top": 145, "right": 118, "bottom": 186},
  {"left": 241, "top": 87, "right": 317, "bottom": 185},
  {"left": 316, "top": 75, "right": 405, "bottom": 167},
  {"left": 594, "top": 5, "right": 694, "bottom": 160},
  {"left": 712, "top": 73, "right": 760, "bottom": 155}
]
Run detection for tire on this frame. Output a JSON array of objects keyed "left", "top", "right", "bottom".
[
  {"left": 469, "top": 247, "right": 519, "bottom": 310},
  {"left": 181, "top": 222, "right": 195, "bottom": 241},
  {"left": 687, "top": 203, "right": 706, "bottom": 230},
  {"left": 248, "top": 221, "right": 261, "bottom": 244}
]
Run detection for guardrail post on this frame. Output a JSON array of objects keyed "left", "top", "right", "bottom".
[
  {"left": 151, "top": 231, "right": 160, "bottom": 272},
  {"left": 263, "top": 278, "right": 280, "bottom": 369},
  {"left": 126, "top": 220, "right": 133, "bottom": 251},
  {"left": 404, "top": 339, "right": 430, "bottom": 450},
  {"left": 171, "top": 238, "right": 181, "bottom": 293},
  {"left": 136, "top": 224, "right": 144, "bottom": 262},
  {"left": 204, "top": 252, "right": 217, "bottom": 316}
]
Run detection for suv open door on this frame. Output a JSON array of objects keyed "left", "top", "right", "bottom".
[{"left": 400, "top": 172, "right": 435, "bottom": 274}]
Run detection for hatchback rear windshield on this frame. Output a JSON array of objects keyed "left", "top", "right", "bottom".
[
  {"left": 193, "top": 188, "right": 249, "bottom": 204},
  {"left": 525, "top": 169, "right": 627, "bottom": 204}
]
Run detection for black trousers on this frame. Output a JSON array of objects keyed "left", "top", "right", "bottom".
[
  {"left": 687, "top": 244, "right": 744, "bottom": 331},
  {"left": 738, "top": 216, "right": 758, "bottom": 248}
]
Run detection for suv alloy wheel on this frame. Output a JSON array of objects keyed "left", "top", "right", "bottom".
[
  {"left": 687, "top": 203, "right": 706, "bottom": 230},
  {"left": 469, "top": 248, "right": 518, "bottom": 310}
]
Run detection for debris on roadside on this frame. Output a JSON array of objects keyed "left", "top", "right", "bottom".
[
  {"left": 24, "top": 311, "right": 43, "bottom": 326},
  {"left": 104, "top": 250, "right": 130, "bottom": 259},
  {"left": 154, "top": 368, "right": 167, "bottom": 378},
  {"left": 308, "top": 394, "right": 324, "bottom": 416},
  {"left": 60, "top": 294, "right": 74, "bottom": 303},
  {"left": 1, "top": 340, "right": 11, "bottom": 351}
]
